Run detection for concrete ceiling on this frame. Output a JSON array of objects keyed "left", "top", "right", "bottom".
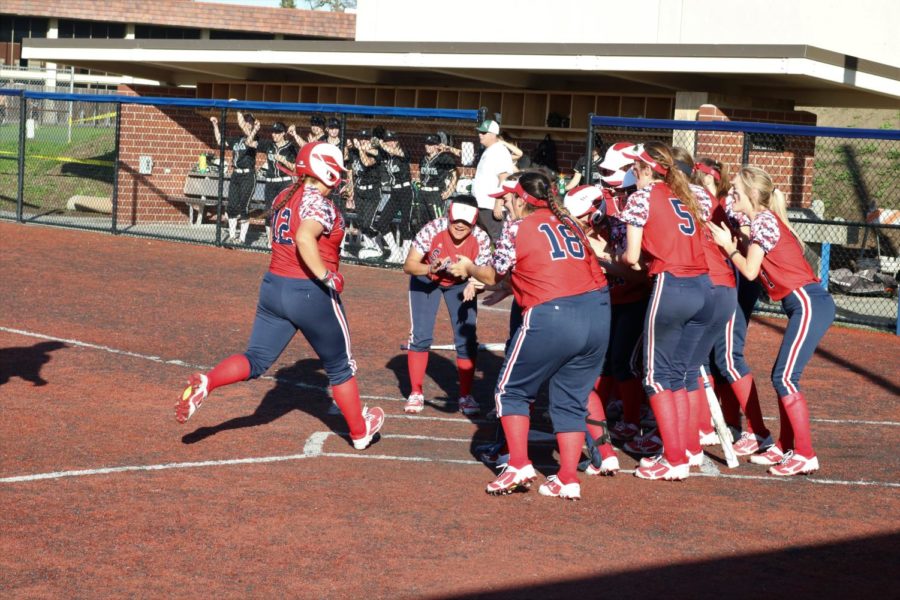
[{"left": 23, "top": 39, "right": 900, "bottom": 108}]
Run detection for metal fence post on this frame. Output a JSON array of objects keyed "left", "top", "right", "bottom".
[
  {"left": 16, "top": 92, "right": 26, "bottom": 223},
  {"left": 214, "top": 106, "right": 227, "bottom": 246},
  {"left": 111, "top": 102, "right": 122, "bottom": 235},
  {"left": 819, "top": 242, "right": 830, "bottom": 290},
  {"left": 584, "top": 112, "right": 595, "bottom": 184}
]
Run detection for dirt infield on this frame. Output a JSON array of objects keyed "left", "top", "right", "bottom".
[{"left": 1, "top": 221, "right": 898, "bottom": 598}]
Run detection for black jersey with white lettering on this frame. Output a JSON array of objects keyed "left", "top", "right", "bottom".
[
  {"left": 347, "top": 147, "right": 382, "bottom": 187},
  {"left": 418, "top": 151, "right": 457, "bottom": 191},
  {"left": 257, "top": 139, "right": 298, "bottom": 179},
  {"left": 226, "top": 136, "right": 257, "bottom": 170},
  {"left": 382, "top": 149, "right": 411, "bottom": 187}
]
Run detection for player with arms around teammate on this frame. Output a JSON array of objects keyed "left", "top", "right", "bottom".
[
  {"left": 449, "top": 172, "right": 611, "bottom": 500},
  {"left": 175, "top": 142, "right": 384, "bottom": 450},
  {"left": 402, "top": 195, "right": 491, "bottom": 416},
  {"left": 619, "top": 142, "right": 714, "bottom": 481},
  {"left": 708, "top": 166, "right": 834, "bottom": 476}
]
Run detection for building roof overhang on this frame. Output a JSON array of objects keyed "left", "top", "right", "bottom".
[{"left": 22, "top": 39, "right": 900, "bottom": 107}]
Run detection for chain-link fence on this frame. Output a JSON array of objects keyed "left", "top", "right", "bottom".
[
  {"left": 0, "top": 88, "right": 480, "bottom": 265},
  {"left": 588, "top": 115, "right": 900, "bottom": 332}
]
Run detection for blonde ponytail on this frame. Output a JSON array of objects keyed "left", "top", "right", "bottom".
[{"left": 739, "top": 167, "right": 804, "bottom": 249}]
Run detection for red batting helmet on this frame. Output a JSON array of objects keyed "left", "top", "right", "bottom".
[{"left": 295, "top": 141, "right": 345, "bottom": 188}]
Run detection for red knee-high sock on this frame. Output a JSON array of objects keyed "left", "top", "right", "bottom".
[
  {"left": 205, "top": 354, "right": 251, "bottom": 392},
  {"left": 586, "top": 390, "right": 616, "bottom": 460},
  {"left": 500, "top": 415, "right": 530, "bottom": 469},
  {"left": 556, "top": 431, "right": 584, "bottom": 485},
  {"left": 456, "top": 357, "right": 475, "bottom": 397},
  {"left": 695, "top": 377, "right": 714, "bottom": 436},
  {"left": 650, "top": 390, "right": 684, "bottom": 466},
  {"left": 594, "top": 375, "right": 615, "bottom": 412},
  {"left": 332, "top": 377, "right": 366, "bottom": 438},
  {"left": 672, "top": 388, "right": 690, "bottom": 465},
  {"left": 619, "top": 377, "right": 644, "bottom": 427},
  {"left": 780, "top": 392, "right": 814, "bottom": 457},
  {"left": 686, "top": 386, "right": 706, "bottom": 455},
  {"left": 717, "top": 378, "right": 742, "bottom": 430},
  {"left": 730, "top": 374, "right": 769, "bottom": 437},
  {"left": 407, "top": 351, "right": 428, "bottom": 395},
  {"left": 777, "top": 395, "right": 795, "bottom": 451}
]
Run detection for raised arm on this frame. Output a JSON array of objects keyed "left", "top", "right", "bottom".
[{"left": 210, "top": 116, "right": 222, "bottom": 147}]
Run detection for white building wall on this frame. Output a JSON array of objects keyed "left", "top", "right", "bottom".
[{"left": 356, "top": 0, "right": 900, "bottom": 68}]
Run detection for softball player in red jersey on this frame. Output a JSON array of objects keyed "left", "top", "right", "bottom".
[
  {"left": 667, "top": 147, "right": 741, "bottom": 467},
  {"left": 692, "top": 159, "right": 773, "bottom": 455},
  {"left": 709, "top": 166, "right": 835, "bottom": 476},
  {"left": 401, "top": 195, "right": 492, "bottom": 415},
  {"left": 592, "top": 153, "right": 655, "bottom": 452},
  {"left": 175, "top": 142, "right": 384, "bottom": 450},
  {"left": 619, "top": 142, "right": 714, "bottom": 481},
  {"left": 450, "top": 172, "right": 611, "bottom": 500}
]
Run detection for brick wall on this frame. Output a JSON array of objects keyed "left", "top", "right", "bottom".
[
  {"left": 2, "top": 0, "right": 355, "bottom": 39},
  {"left": 696, "top": 104, "right": 817, "bottom": 207},
  {"left": 116, "top": 85, "right": 213, "bottom": 225}
]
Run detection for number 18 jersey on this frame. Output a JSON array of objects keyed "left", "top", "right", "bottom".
[{"left": 492, "top": 209, "right": 604, "bottom": 310}]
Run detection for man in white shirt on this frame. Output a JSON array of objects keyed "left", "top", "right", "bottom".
[{"left": 470, "top": 119, "right": 514, "bottom": 240}]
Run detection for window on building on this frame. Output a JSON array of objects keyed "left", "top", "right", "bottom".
[
  {"left": 58, "top": 19, "right": 126, "bottom": 39},
  {"left": 0, "top": 15, "right": 49, "bottom": 66},
  {"left": 134, "top": 25, "right": 201, "bottom": 39},
  {"left": 209, "top": 30, "right": 275, "bottom": 40}
]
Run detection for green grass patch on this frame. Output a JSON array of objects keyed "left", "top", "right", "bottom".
[{"left": 0, "top": 124, "right": 114, "bottom": 212}]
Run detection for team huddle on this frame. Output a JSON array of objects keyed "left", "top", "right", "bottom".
[{"left": 174, "top": 121, "right": 835, "bottom": 501}]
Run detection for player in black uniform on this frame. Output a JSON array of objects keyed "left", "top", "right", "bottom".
[
  {"left": 369, "top": 130, "right": 412, "bottom": 264},
  {"left": 308, "top": 114, "right": 327, "bottom": 144},
  {"left": 325, "top": 117, "right": 342, "bottom": 146},
  {"left": 348, "top": 130, "right": 385, "bottom": 259},
  {"left": 564, "top": 135, "right": 604, "bottom": 192},
  {"left": 256, "top": 121, "right": 298, "bottom": 248},
  {"left": 210, "top": 111, "right": 259, "bottom": 244},
  {"left": 417, "top": 133, "right": 459, "bottom": 221}
]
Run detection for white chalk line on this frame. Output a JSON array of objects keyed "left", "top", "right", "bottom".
[
  {"left": 0, "top": 454, "right": 312, "bottom": 484},
  {"left": 305, "top": 432, "right": 900, "bottom": 489},
  {"left": 3, "top": 429, "right": 898, "bottom": 489}
]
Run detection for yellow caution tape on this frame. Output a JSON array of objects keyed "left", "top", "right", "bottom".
[
  {"left": 0, "top": 150, "right": 115, "bottom": 167},
  {"left": 68, "top": 111, "right": 117, "bottom": 125}
]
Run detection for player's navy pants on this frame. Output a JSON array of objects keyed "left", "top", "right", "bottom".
[
  {"left": 495, "top": 289, "right": 611, "bottom": 433},
  {"left": 407, "top": 276, "right": 477, "bottom": 359},
  {"left": 244, "top": 272, "right": 357, "bottom": 385},
  {"left": 771, "top": 283, "right": 835, "bottom": 397},
  {"left": 685, "top": 284, "right": 737, "bottom": 391},
  {"left": 710, "top": 271, "right": 760, "bottom": 382},
  {"left": 643, "top": 273, "right": 714, "bottom": 395},
  {"left": 607, "top": 298, "right": 648, "bottom": 381}
]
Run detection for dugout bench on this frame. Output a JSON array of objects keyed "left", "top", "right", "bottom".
[{"left": 173, "top": 172, "right": 268, "bottom": 226}]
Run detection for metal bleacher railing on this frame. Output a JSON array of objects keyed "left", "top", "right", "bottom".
[{"left": 586, "top": 115, "right": 900, "bottom": 332}]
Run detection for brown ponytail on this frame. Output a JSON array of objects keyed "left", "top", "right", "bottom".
[{"left": 645, "top": 141, "right": 704, "bottom": 226}]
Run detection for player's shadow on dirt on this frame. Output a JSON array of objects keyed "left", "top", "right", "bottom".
[
  {"left": 383, "top": 348, "right": 506, "bottom": 415},
  {"left": 181, "top": 358, "right": 348, "bottom": 445},
  {"left": 0, "top": 341, "right": 67, "bottom": 388}
]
